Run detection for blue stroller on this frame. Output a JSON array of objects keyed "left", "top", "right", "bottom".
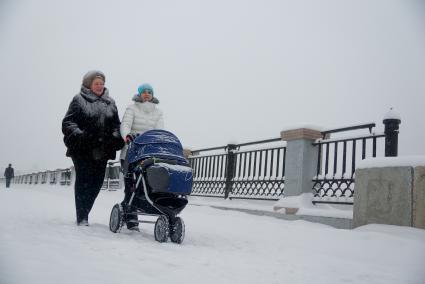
[{"left": 109, "top": 130, "right": 193, "bottom": 243}]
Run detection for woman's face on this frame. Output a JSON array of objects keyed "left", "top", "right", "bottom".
[
  {"left": 142, "top": 90, "right": 153, "bottom": 102},
  {"left": 90, "top": 78, "right": 105, "bottom": 96}
]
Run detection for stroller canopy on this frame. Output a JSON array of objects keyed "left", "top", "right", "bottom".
[{"left": 127, "top": 130, "right": 188, "bottom": 164}]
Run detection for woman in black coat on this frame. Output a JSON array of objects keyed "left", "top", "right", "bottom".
[{"left": 62, "top": 70, "right": 124, "bottom": 226}]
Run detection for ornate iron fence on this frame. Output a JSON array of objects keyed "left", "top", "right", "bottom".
[
  {"left": 13, "top": 161, "right": 122, "bottom": 189},
  {"left": 59, "top": 169, "right": 71, "bottom": 185},
  {"left": 102, "top": 161, "right": 121, "bottom": 190},
  {"left": 312, "top": 119, "right": 400, "bottom": 205},
  {"left": 189, "top": 138, "right": 286, "bottom": 200}
]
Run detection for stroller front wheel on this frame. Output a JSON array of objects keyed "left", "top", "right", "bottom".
[
  {"left": 109, "top": 204, "right": 123, "bottom": 233},
  {"left": 154, "top": 215, "right": 170, "bottom": 243},
  {"left": 170, "top": 217, "right": 185, "bottom": 244}
]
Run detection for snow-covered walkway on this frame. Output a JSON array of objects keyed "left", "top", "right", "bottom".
[{"left": 1, "top": 185, "right": 424, "bottom": 284}]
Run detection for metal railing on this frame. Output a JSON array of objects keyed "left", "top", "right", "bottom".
[
  {"left": 312, "top": 119, "right": 400, "bottom": 205},
  {"left": 102, "top": 161, "right": 121, "bottom": 190},
  {"left": 13, "top": 168, "right": 73, "bottom": 187},
  {"left": 12, "top": 162, "right": 122, "bottom": 190},
  {"left": 8, "top": 117, "right": 401, "bottom": 208},
  {"left": 189, "top": 138, "right": 286, "bottom": 200},
  {"left": 59, "top": 169, "right": 72, "bottom": 186}
]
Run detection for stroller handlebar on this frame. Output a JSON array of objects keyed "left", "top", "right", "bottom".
[{"left": 134, "top": 158, "right": 182, "bottom": 173}]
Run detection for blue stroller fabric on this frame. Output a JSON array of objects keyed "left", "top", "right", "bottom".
[
  {"left": 127, "top": 130, "right": 188, "bottom": 164},
  {"left": 147, "top": 163, "right": 193, "bottom": 195}
]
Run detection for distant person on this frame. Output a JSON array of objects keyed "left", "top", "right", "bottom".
[
  {"left": 62, "top": 70, "right": 124, "bottom": 226},
  {"left": 120, "top": 83, "right": 164, "bottom": 230},
  {"left": 4, "top": 164, "right": 14, "bottom": 188}
]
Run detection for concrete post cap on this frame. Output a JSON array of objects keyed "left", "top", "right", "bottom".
[{"left": 281, "top": 128, "right": 322, "bottom": 141}]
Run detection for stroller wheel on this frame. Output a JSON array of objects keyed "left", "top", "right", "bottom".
[
  {"left": 109, "top": 204, "right": 123, "bottom": 233},
  {"left": 154, "top": 215, "right": 169, "bottom": 243},
  {"left": 170, "top": 217, "right": 185, "bottom": 244}
]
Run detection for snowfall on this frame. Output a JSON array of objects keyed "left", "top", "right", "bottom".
[{"left": 1, "top": 185, "right": 425, "bottom": 284}]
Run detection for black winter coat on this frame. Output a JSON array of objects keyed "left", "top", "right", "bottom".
[
  {"left": 4, "top": 167, "right": 14, "bottom": 179},
  {"left": 62, "top": 87, "right": 125, "bottom": 160}
]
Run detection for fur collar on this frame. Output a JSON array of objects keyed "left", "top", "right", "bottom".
[
  {"left": 80, "top": 86, "right": 113, "bottom": 104},
  {"left": 132, "top": 94, "right": 159, "bottom": 104}
]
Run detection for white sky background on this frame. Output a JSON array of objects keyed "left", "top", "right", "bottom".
[{"left": 0, "top": 0, "right": 424, "bottom": 173}]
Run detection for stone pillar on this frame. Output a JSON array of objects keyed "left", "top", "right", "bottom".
[
  {"left": 183, "top": 148, "right": 193, "bottom": 159},
  {"left": 281, "top": 128, "right": 322, "bottom": 197}
]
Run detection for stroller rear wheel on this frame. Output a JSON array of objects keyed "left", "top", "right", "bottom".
[
  {"left": 109, "top": 204, "right": 123, "bottom": 233},
  {"left": 154, "top": 215, "right": 169, "bottom": 243},
  {"left": 170, "top": 217, "right": 185, "bottom": 244}
]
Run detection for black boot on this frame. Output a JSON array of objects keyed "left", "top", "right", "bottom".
[{"left": 122, "top": 175, "right": 139, "bottom": 230}]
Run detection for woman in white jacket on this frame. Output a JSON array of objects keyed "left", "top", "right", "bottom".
[
  {"left": 120, "top": 83, "right": 164, "bottom": 230},
  {"left": 120, "top": 83, "right": 164, "bottom": 160}
]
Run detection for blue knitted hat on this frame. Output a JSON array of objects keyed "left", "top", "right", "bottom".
[{"left": 137, "top": 83, "right": 154, "bottom": 96}]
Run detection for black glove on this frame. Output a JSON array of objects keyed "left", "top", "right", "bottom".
[{"left": 112, "top": 132, "right": 125, "bottom": 150}]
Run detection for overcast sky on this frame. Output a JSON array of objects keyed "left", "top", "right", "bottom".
[{"left": 0, "top": 0, "right": 424, "bottom": 173}]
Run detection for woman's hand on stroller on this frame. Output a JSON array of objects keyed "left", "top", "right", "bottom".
[{"left": 125, "top": 133, "right": 137, "bottom": 144}]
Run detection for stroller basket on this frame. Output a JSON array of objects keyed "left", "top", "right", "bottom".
[
  {"left": 147, "top": 162, "right": 193, "bottom": 195},
  {"left": 155, "top": 196, "right": 188, "bottom": 210}
]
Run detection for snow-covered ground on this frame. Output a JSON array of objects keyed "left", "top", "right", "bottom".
[{"left": 1, "top": 185, "right": 424, "bottom": 284}]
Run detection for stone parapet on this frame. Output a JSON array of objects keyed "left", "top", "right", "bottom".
[
  {"left": 413, "top": 166, "right": 425, "bottom": 228},
  {"left": 354, "top": 163, "right": 425, "bottom": 230}
]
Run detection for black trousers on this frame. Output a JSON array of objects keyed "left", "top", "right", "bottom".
[
  {"left": 5, "top": 178, "right": 11, "bottom": 188},
  {"left": 72, "top": 156, "right": 107, "bottom": 223},
  {"left": 121, "top": 159, "right": 138, "bottom": 228}
]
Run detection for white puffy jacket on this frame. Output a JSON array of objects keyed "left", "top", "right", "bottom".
[{"left": 119, "top": 95, "right": 164, "bottom": 160}]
